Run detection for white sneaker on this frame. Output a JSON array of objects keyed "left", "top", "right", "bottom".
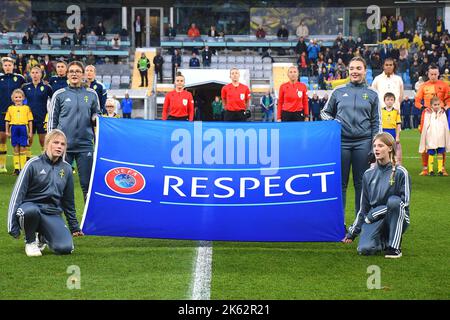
[
  {"left": 36, "top": 233, "right": 47, "bottom": 251},
  {"left": 25, "top": 242, "right": 42, "bottom": 257}
]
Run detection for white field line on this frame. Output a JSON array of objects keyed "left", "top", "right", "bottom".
[{"left": 190, "top": 241, "right": 213, "bottom": 300}]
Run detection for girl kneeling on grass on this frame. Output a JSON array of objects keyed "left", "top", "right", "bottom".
[
  {"left": 418, "top": 96, "right": 450, "bottom": 176},
  {"left": 342, "top": 132, "right": 411, "bottom": 258}
]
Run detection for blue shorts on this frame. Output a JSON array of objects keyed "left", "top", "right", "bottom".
[
  {"left": 11, "top": 125, "right": 29, "bottom": 147},
  {"left": 428, "top": 148, "right": 446, "bottom": 155},
  {"left": 383, "top": 128, "right": 396, "bottom": 139}
]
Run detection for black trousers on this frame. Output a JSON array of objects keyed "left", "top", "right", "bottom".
[
  {"left": 224, "top": 110, "right": 246, "bottom": 122},
  {"left": 168, "top": 115, "right": 188, "bottom": 121},
  {"left": 18, "top": 202, "right": 74, "bottom": 254},
  {"left": 135, "top": 32, "right": 142, "bottom": 47},
  {"left": 139, "top": 70, "right": 148, "bottom": 86},
  {"left": 281, "top": 111, "right": 305, "bottom": 122},
  {"left": 155, "top": 66, "right": 163, "bottom": 83}
]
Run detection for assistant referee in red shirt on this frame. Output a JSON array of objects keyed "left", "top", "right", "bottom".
[
  {"left": 221, "top": 68, "right": 251, "bottom": 122},
  {"left": 277, "top": 66, "right": 309, "bottom": 122},
  {"left": 162, "top": 72, "right": 194, "bottom": 121}
]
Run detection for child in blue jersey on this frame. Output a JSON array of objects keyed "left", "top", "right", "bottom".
[{"left": 5, "top": 89, "right": 34, "bottom": 175}]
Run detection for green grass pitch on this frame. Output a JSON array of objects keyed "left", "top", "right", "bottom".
[{"left": 0, "top": 129, "right": 449, "bottom": 299}]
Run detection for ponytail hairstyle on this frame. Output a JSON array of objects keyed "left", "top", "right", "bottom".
[{"left": 373, "top": 132, "right": 397, "bottom": 185}]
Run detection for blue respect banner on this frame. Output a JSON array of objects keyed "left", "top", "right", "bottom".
[{"left": 81, "top": 118, "right": 345, "bottom": 242}]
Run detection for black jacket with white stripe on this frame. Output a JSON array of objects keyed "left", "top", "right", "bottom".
[
  {"left": 347, "top": 162, "right": 411, "bottom": 239},
  {"left": 7, "top": 153, "right": 79, "bottom": 238}
]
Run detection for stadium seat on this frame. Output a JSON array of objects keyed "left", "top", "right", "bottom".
[
  {"left": 254, "top": 64, "right": 263, "bottom": 71},
  {"left": 245, "top": 56, "right": 254, "bottom": 64},
  {"left": 245, "top": 64, "right": 254, "bottom": 71},
  {"left": 300, "top": 76, "right": 309, "bottom": 84},
  {"left": 102, "top": 75, "right": 112, "bottom": 89},
  {"left": 218, "top": 56, "right": 227, "bottom": 64},
  {"left": 95, "top": 75, "right": 103, "bottom": 83},
  {"left": 236, "top": 64, "right": 245, "bottom": 70},
  {"left": 227, "top": 56, "right": 236, "bottom": 64},
  {"left": 263, "top": 63, "right": 272, "bottom": 71},
  {"left": 253, "top": 70, "right": 264, "bottom": 79},
  {"left": 163, "top": 55, "right": 172, "bottom": 63},
  {"left": 182, "top": 56, "right": 190, "bottom": 64},
  {"left": 211, "top": 55, "right": 218, "bottom": 63},
  {"left": 111, "top": 75, "right": 121, "bottom": 89},
  {"left": 262, "top": 57, "right": 272, "bottom": 64},
  {"left": 236, "top": 56, "right": 245, "bottom": 63},
  {"left": 263, "top": 70, "right": 272, "bottom": 79}
]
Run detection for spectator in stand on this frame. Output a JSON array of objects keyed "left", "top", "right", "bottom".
[
  {"left": 398, "top": 50, "right": 410, "bottom": 84},
  {"left": 171, "top": 48, "right": 181, "bottom": 82},
  {"left": 153, "top": 49, "right": 164, "bottom": 83},
  {"left": 61, "top": 33, "right": 71, "bottom": 46},
  {"left": 167, "top": 24, "right": 177, "bottom": 39},
  {"left": 41, "top": 55, "right": 54, "bottom": 81},
  {"left": 208, "top": 26, "right": 218, "bottom": 38},
  {"left": 134, "top": 15, "right": 143, "bottom": 47},
  {"left": 416, "top": 17, "right": 427, "bottom": 37},
  {"left": 370, "top": 52, "right": 382, "bottom": 78},
  {"left": 189, "top": 52, "right": 200, "bottom": 68},
  {"left": 277, "top": 25, "right": 289, "bottom": 40},
  {"left": 73, "top": 28, "right": 83, "bottom": 46},
  {"left": 22, "top": 31, "right": 33, "bottom": 45},
  {"left": 435, "top": 16, "right": 445, "bottom": 36},
  {"left": 79, "top": 23, "right": 87, "bottom": 37},
  {"left": 187, "top": 23, "right": 201, "bottom": 39},
  {"left": 355, "top": 37, "right": 364, "bottom": 50},
  {"left": 40, "top": 33, "right": 51, "bottom": 49},
  {"left": 336, "top": 58, "right": 347, "bottom": 78},
  {"left": 380, "top": 43, "right": 390, "bottom": 62},
  {"left": 295, "top": 36, "right": 308, "bottom": 55},
  {"left": 296, "top": 21, "right": 309, "bottom": 39},
  {"left": 307, "top": 39, "right": 320, "bottom": 63},
  {"left": 26, "top": 55, "right": 39, "bottom": 75},
  {"left": 86, "top": 31, "right": 98, "bottom": 48},
  {"left": 255, "top": 25, "right": 266, "bottom": 39},
  {"left": 380, "top": 16, "right": 388, "bottom": 40},
  {"left": 345, "top": 36, "right": 356, "bottom": 52},
  {"left": 320, "top": 93, "right": 328, "bottom": 112},
  {"left": 26, "top": 21, "right": 39, "bottom": 38},
  {"left": 297, "top": 52, "right": 308, "bottom": 77},
  {"left": 397, "top": 16, "right": 405, "bottom": 38},
  {"left": 400, "top": 96, "right": 413, "bottom": 130},
  {"left": 387, "top": 16, "right": 396, "bottom": 39},
  {"left": 442, "top": 68, "right": 450, "bottom": 82},
  {"left": 111, "top": 34, "right": 121, "bottom": 49},
  {"left": 325, "top": 58, "right": 335, "bottom": 77},
  {"left": 309, "top": 93, "right": 321, "bottom": 121},
  {"left": 86, "top": 52, "right": 96, "bottom": 66},
  {"left": 94, "top": 21, "right": 107, "bottom": 40},
  {"left": 318, "top": 67, "right": 328, "bottom": 90},
  {"left": 120, "top": 92, "right": 133, "bottom": 119},
  {"left": 119, "top": 28, "right": 129, "bottom": 41},
  {"left": 202, "top": 45, "right": 212, "bottom": 67}
]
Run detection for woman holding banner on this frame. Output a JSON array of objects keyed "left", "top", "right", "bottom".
[
  {"left": 321, "top": 57, "right": 381, "bottom": 216},
  {"left": 162, "top": 72, "right": 194, "bottom": 121},
  {"left": 342, "top": 132, "right": 410, "bottom": 259},
  {"left": 277, "top": 66, "right": 309, "bottom": 122}
]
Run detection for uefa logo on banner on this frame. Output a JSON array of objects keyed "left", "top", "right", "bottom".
[{"left": 104, "top": 167, "right": 146, "bottom": 195}]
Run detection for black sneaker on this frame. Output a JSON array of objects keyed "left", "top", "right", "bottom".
[
  {"left": 12, "top": 169, "right": 20, "bottom": 176},
  {"left": 385, "top": 247, "right": 402, "bottom": 259},
  {"left": 429, "top": 171, "right": 435, "bottom": 176},
  {"left": 438, "top": 172, "right": 444, "bottom": 176}
]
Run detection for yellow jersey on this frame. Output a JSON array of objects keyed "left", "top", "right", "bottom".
[
  {"left": 381, "top": 107, "right": 401, "bottom": 129},
  {"left": 5, "top": 105, "right": 34, "bottom": 125}
]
